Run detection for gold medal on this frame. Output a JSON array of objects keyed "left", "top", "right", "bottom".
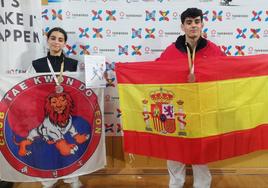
[
  {"left": 186, "top": 43, "right": 196, "bottom": 83},
  {"left": 187, "top": 73, "right": 195, "bottom": 83}
]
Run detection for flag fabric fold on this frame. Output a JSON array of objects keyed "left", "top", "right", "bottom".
[{"left": 116, "top": 55, "right": 268, "bottom": 164}]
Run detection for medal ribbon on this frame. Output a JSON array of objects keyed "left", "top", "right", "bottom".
[
  {"left": 47, "top": 57, "right": 64, "bottom": 86},
  {"left": 186, "top": 43, "right": 196, "bottom": 75}
]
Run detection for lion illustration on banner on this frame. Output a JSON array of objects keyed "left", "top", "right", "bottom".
[{"left": 15, "top": 92, "right": 89, "bottom": 156}]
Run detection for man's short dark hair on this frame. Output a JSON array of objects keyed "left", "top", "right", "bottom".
[{"left": 181, "top": 8, "right": 203, "bottom": 24}]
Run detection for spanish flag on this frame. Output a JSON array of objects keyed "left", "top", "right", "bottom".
[{"left": 115, "top": 55, "right": 268, "bottom": 164}]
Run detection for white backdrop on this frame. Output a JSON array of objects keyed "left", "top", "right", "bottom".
[{"left": 2, "top": 0, "right": 268, "bottom": 135}]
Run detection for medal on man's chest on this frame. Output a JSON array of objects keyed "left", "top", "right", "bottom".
[{"left": 187, "top": 73, "right": 196, "bottom": 83}]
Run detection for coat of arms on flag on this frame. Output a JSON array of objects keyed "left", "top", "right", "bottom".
[
  {"left": 142, "top": 88, "right": 187, "bottom": 136},
  {"left": 0, "top": 73, "right": 106, "bottom": 182}
]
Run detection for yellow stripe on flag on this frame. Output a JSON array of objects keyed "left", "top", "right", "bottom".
[{"left": 118, "top": 75, "right": 268, "bottom": 138}]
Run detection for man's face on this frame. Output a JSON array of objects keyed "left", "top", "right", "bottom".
[{"left": 181, "top": 16, "right": 203, "bottom": 40}]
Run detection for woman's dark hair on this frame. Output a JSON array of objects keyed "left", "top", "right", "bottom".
[
  {"left": 47, "top": 27, "right": 68, "bottom": 42},
  {"left": 181, "top": 8, "right": 203, "bottom": 24}
]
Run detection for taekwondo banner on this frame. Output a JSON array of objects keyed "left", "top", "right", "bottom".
[
  {"left": 116, "top": 54, "right": 268, "bottom": 164},
  {"left": 0, "top": 0, "right": 44, "bottom": 74},
  {"left": 0, "top": 72, "right": 106, "bottom": 181}
]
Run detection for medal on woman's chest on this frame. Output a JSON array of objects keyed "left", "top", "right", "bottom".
[
  {"left": 47, "top": 58, "right": 65, "bottom": 93},
  {"left": 55, "top": 85, "right": 64, "bottom": 93}
]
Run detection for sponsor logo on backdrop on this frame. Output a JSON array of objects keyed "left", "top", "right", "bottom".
[
  {"left": 66, "top": 44, "right": 77, "bottom": 55},
  {"left": 210, "top": 29, "right": 233, "bottom": 38},
  {"left": 119, "top": 11, "right": 125, "bottom": 19},
  {"left": 251, "top": 10, "right": 262, "bottom": 21},
  {"left": 131, "top": 45, "right": 142, "bottom": 56},
  {"left": 233, "top": 14, "right": 248, "bottom": 18},
  {"left": 145, "top": 10, "right": 156, "bottom": 21},
  {"left": 203, "top": 10, "right": 209, "bottom": 21},
  {"left": 118, "top": 45, "right": 128, "bottom": 55},
  {"left": 79, "top": 28, "right": 90, "bottom": 38},
  {"left": 116, "top": 109, "right": 122, "bottom": 118},
  {"left": 203, "top": 28, "right": 208, "bottom": 38},
  {"left": 222, "top": 45, "right": 232, "bottom": 55},
  {"left": 112, "top": 31, "right": 129, "bottom": 36},
  {"left": 92, "top": 10, "right": 103, "bottom": 21},
  {"left": 236, "top": 28, "right": 247, "bottom": 39},
  {"left": 105, "top": 123, "right": 122, "bottom": 135},
  {"left": 159, "top": 10, "right": 170, "bottom": 21},
  {"left": 132, "top": 28, "right": 142, "bottom": 38},
  {"left": 248, "top": 46, "right": 254, "bottom": 55},
  {"left": 235, "top": 45, "right": 245, "bottom": 56},
  {"left": 105, "top": 123, "right": 115, "bottom": 133},
  {"left": 43, "top": 27, "right": 50, "bottom": 37},
  {"left": 105, "top": 29, "right": 129, "bottom": 38},
  {"left": 225, "top": 11, "right": 249, "bottom": 20},
  {"left": 172, "top": 11, "right": 179, "bottom": 20},
  {"left": 144, "top": 47, "right": 163, "bottom": 54},
  {"left": 65, "top": 11, "right": 89, "bottom": 19},
  {"left": 92, "top": 46, "right": 116, "bottom": 54},
  {"left": 145, "top": 28, "right": 156, "bottom": 39},
  {"left": 164, "top": 31, "right": 180, "bottom": 36},
  {"left": 254, "top": 48, "right": 268, "bottom": 54},
  {"left": 42, "top": 9, "right": 49, "bottom": 20},
  {"left": 106, "top": 29, "right": 112, "bottom": 37},
  {"left": 79, "top": 45, "right": 90, "bottom": 55},
  {"left": 158, "top": 29, "right": 164, "bottom": 37},
  {"left": 264, "top": 29, "right": 268, "bottom": 37},
  {"left": 126, "top": 13, "right": 143, "bottom": 18},
  {"left": 248, "top": 46, "right": 268, "bottom": 54},
  {"left": 210, "top": 29, "right": 217, "bottom": 37},
  {"left": 93, "top": 28, "right": 103, "bottom": 38},
  {"left": 106, "top": 10, "right": 116, "bottom": 21},
  {"left": 119, "top": 11, "right": 142, "bottom": 19},
  {"left": 212, "top": 10, "right": 223, "bottom": 21},
  {"left": 250, "top": 28, "right": 261, "bottom": 39},
  {"left": 52, "top": 9, "right": 63, "bottom": 20}
]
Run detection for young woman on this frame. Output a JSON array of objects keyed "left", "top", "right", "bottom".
[
  {"left": 30, "top": 27, "right": 82, "bottom": 188},
  {"left": 31, "top": 27, "right": 78, "bottom": 73}
]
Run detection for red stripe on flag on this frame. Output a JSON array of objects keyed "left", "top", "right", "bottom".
[
  {"left": 123, "top": 124, "right": 268, "bottom": 164},
  {"left": 116, "top": 55, "right": 268, "bottom": 84}
]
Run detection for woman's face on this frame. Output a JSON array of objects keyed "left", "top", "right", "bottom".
[{"left": 47, "top": 31, "right": 66, "bottom": 55}]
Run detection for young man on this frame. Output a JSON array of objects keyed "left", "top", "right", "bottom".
[{"left": 157, "top": 8, "right": 225, "bottom": 188}]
